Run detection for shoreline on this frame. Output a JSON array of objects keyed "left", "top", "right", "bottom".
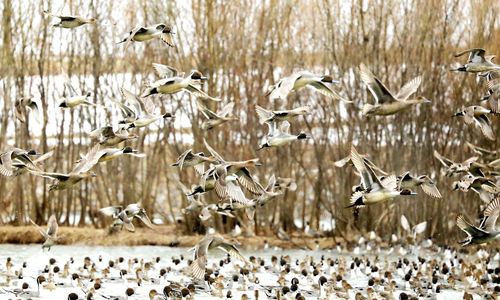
[{"left": 0, "top": 225, "right": 342, "bottom": 250}]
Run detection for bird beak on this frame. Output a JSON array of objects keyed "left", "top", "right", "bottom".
[{"left": 200, "top": 76, "right": 208, "bottom": 81}]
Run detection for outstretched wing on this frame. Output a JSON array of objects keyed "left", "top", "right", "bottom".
[
  {"left": 359, "top": 63, "right": 395, "bottom": 104},
  {"left": 395, "top": 76, "right": 422, "bottom": 101},
  {"left": 46, "top": 215, "right": 58, "bottom": 238},
  {"left": 480, "top": 197, "right": 500, "bottom": 231},
  {"left": 29, "top": 218, "right": 49, "bottom": 239},
  {"left": 152, "top": 63, "right": 178, "bottom": 78},
  {"left": 135, "top": 210, "right": 155, "bottom": 229},
  {"left": 203, "top": 139, "right": 225, "bottom": 163}
]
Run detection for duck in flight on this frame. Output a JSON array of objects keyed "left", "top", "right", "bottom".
[{"left": 359, "top": 63, "right": 431, "bottom": 116}]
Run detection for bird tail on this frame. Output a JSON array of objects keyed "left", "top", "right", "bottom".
[
  {"left": 141, "top": 87, "right": 157, "bottom": 98},
  {"left": 297, "top": 132, "right": 308, "bottom": 140}
]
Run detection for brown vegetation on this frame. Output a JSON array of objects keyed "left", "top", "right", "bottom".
[{"left": 0, "top": 0, "right": 499, "bottom": 244}]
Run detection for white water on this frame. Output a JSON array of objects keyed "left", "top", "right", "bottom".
[{"left": 0, "top": 244, "right": 487, "bottom": 299}]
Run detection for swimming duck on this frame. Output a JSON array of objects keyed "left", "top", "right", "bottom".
[
  {"left": 118, "top": 24, "right": 175, "bottom": 49},
  {"left": 457, "top": 196, "right": 500, "bottom": 245},
  {"left": 189, "top": 232, "right": 247, "bottom": 279},
  {"left": 266, "top": 71, "right": 350, "bottom": 102},
  {"left": 255, "top": 105, "right": 310, "bottom": 124},
  {"left": 0, "top": 148, "right": 40, "bottom": 177},
  {"left": 198, "top": 101, "right": 238, "bottom": 130},
  {"left": 89, "top": 126, "right": 138, "bottom": 147},
  {"left": 142, "top": 63, "right": 220, "bottom": 101},
  {"left": 347, "top": 146, "right": 416, "bottom": 207},
  {"left": 359, "top": 63, "right": 431, "bottom": 116},
  {"left": 29, "top": 215, "right": 59, "bottom": 251},
  {"left": 14, "top": 96, "right": 42, "bottom": 123},
  {"left": 43, "top": 11, "right": 96, "bottom": 28},
  {"left": 31, "top": 145, "right": 101, "bottom": 191},
  {"left": 453, "top": 105, "right": 497, "bottom": 140},
  {"left": 397, "top": 172, "right": 442, "bottom": 198},
  {"left": 451, "top": 48, "right": 500, "bottom": 74},
  {"left": 258, "top": 121, "right": 309, "bottom": 150}
]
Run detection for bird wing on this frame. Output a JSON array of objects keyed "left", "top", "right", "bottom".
[
  {"left": 400, "top": 215, "right": 411, "bottom": 232},
  {"left": 333, "top": 155, "right": 351, "bottom": 168},
  {"left": 271, "top": 73, "right": 302, "bottom": 99},
  {"left": 236, "top": 168, "right": 265, "bottom": 196},
  {"left": 196, "top": 100, "right": 218, "bottom": 120},
  {"left": 152, "top": 63, "right": 178, "bottom": 78},
  {"left": 161, "top": 32, "right": 175, "bottom": 47},
  {"left": 33, "top": 151, "right": 54, "bottom": 164},
  {"left": 421, "top": 179, "right": 442, "bottom": 198},
  {"left": 190, "top": 235, "right": 212, "bottom": 279},
  {"left": 135, "top": 210, "right": 155, "bottom": 229},
  {"left": 395, "top": 76, "right": 422, "bottom": 101},
  {"left": 433, "top": 150, "right": 454, "bottom": 167},
  {"left": 381, "top": 175, "right": 398, "bottom": 191},
  {"left": 413, "top": 222, "right": 427, "bottom": 235},
  {"left": 359, "top": 63, "right": 395, "bottom": 104},
  {"left": 173, "top": 148, "right": 192, "bottom": 170},
  {"left": 27, "top": 99, "right": 42, "bottom": 123},
  {"left": 14, "top": 98, "right": 26, "bottom": 123},
  {"left": 255, "top": 105, "right": 273, "bottom": 124},
  {"left": 217, "top": 242, "right": 247, "bottom": 264},
  {"left": 218, "top": 102, "right": 235, "bottom": 118},
  {"left": 46, "top": 215, "right": 58, "bottom": 238},
  {"left": 120, "top": 87, "right": 147, "bottom": 116},
  {"left": 265, "top": 120, "right": 278, "bottom": 137},
  {"left": 481, "top": 196, "right": 500, "bottom": 231},
  {"left": 71, "top": 144, "right": 101, "bottom": 173},
  {"left": 185, "top": 84, "right": 221, "bottom": 102},
  {"left": 456, "top": 215, "right": 488, "bottom": 237},
  {"left": 30, "top": 171, "right": 70, "bottom": 181},
  {"left": 350, "top": 146, "right": 376, "bottom": 190},
  {"left": 99, "top": 206, "right": 123, "bottom": 217},
  {"left": 279, "top": 121, "right": 291, "bottom": 134},
  {"left": 265, "top": 174, "right": 277, "bottom": 192},
  {"left": 475, "top": 115, "right": 495, "bottom": 141},
  {"left": 454, "top": 48, "right": 486, "bottom": 63},
  {"left": 308, "top": 81, "right": 350, "bottom": 102},
  {"left": 203, "top": 139, "right": 225, "bottom": 162},
  {"left": 0, "top": 150, "right": 15, "bottom": 176},
  {"left": 29, "top": 218, "right": 49, "bottom": 239}
]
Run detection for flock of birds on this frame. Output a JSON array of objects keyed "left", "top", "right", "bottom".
[{"left": 0, "top": 9, "right": 499, "bottom": 300}]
